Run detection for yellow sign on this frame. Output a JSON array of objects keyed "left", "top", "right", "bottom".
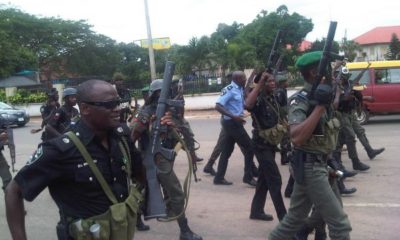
[{"left": 140, "top": 37, "right": 171, "bottom": 50}]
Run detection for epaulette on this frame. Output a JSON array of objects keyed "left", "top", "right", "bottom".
[
  {"left": 288, "top": 89, "right": 309, "bottom": 106},
  {"left": 50, "top": 133, "right": 76, "bottom": 152},
  {"left": 115, "top": 123, "right": 131, "bottom": 136},
  {"left": 227, "top": 85, "right": 233, "bottom": 91}
]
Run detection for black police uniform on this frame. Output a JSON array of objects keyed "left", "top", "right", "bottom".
[
  {"left": 40, "top": 102, "right": 59, "bottom": 140},
  {"left": 14, "top": 120, "right": 142, "bottom": 237},
  {"left": 48, "top": 105, "right": 79, "bottom": 137},
  {"left": 117, "top": 88, "right": 132, "bottom": 123},
  {"left": 248, "top": 93, "right": 287, "bottom": 221}
]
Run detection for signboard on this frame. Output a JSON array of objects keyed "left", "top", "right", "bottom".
[{"left": 140, "top": 37, "right": 171, "bottom": 50}]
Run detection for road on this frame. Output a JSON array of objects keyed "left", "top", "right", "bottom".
[{"left": 1, "top": 114, "right": 400, "bottom": 240}]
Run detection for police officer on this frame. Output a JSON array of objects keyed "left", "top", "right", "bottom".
[
  {"left": 245, "top": 72, "right": 287, "bottom": 222},
  {"left": 48, "top": 88, "right": 79, "bottom": 138},
  {"left": 213, "top": 71, "right": 257, "bottom": 186},
  {"left": 131, "top": 79, "right": 202, "bottom": 240},
  {"left": 269, "top": 51, "right": 352, "bottom": 240},
  {"left": 0, "top": 117, "right": 11, "bottom": 192},
  {"left": 112, "top": 72, "right": 133, "bottom": 123},
  {"left": 31, "top": 88, "right": 60, "bottom": 140},
  {"left": 5, "top": 80, "right": 145, "bottom": 240}
]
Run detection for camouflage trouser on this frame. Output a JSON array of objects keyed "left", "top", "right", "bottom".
[
  {"left": 339, "top": 112, "right": 360, "bottom": 162},
  {"left": 0, "top": 152, "right": 12, "bottom": 191},
  {"left": 351, "top": 110, "right": 373, "bottom": 152},
  {"left": 269, "top": 160, "right": 351, "bottom": 240}
]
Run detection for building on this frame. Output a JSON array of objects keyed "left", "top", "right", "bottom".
[{"left": 353, "top": 26, "right": 400, "bottom": 61}]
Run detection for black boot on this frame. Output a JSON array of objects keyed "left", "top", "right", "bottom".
[
  {"left": 203, "top": 161, "right": 216, "bottom": 176},
  {"left": 367, "top": 147, "right": 385, "bottom": 160},
  {"left": 190, "top": 151, "right": 204, "bottom": 162},
  {"left": 136, "top": 214, "right": 150, "bottom": 231},
  {"left": 352, "top": 159, "right": 370, "bottom": 171},
  {"left": 178, "top": 217, "right": 203, "bottom": 240},
  {"left": 338, "top": 178, "right": 357, "bottom": 195}
]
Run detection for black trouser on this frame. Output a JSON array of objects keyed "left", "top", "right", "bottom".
[
  {"left": 251, "top": 147, "right": 286, "bottom": 220},
  {"left": 214, "top": 119, "right": 254, "bottom": 181}
]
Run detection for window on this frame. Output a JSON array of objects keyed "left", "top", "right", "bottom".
[
  {"left": 348, "top": 70, "right": 370, "bottom": 85},
  {"left": 388, "top": 68, "right": 400, "bottom": 83}
]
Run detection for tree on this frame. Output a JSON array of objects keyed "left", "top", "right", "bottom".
[
  {"left": 340, "top": 38, "right": 361, "bottom": 62},
  {"left": 385, "top": 33, "right": 400, "bottom": 60}
]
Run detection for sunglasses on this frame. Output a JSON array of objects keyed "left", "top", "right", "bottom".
[{"left": 83, "top": 99, "right": 121, "bottom": 109}]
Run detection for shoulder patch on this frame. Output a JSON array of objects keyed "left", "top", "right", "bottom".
[
  {"left": 220, "top": 88, "right": 227, "bottom": 96},
  {"left": 51, "top": 135, "right": 75, "bottom": 152},
  {"left": 27, "top": 146, "right": 44, "bottom": 165},
  {"left": 227, "top": 85, "right": 233, "bottom": 90}
]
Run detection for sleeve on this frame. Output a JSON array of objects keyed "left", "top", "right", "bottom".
[
  {"left": 13, "top": 142, "right": 67, "bottom": 201},
  {"left": 130, "top": 107, "right": 151, "bottom": 134},
  {"left": 48, "top": 108, "right": 62, "bottom": 129},
  {"left": 288, "top": 96, "right": 309, "bottom": 125},
  {"left": 216, "top": 87, "right": 232, "bottom": 107}
]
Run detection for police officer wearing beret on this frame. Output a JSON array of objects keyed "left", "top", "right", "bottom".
[
  {"left": 131, "top": 79, "right": 202, "bottom": 240},
  {"left": 5, "top": 80, "right": 145, "bottom": 240},
  {"left": 213, "top": 71, "right": 257, "bottom": 186},
  {"left": 47, "top": 88, "right": 79, "bottom": 138},
  {"left": 269, "top": 51, "right": 352, "bottom": 240},
  {"left": 245, "top": 72, "right": 287, "bottom": 222}
]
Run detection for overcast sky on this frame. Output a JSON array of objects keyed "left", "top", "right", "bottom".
[{"left": 1, "top": 0, "right": 399, "bottom": 45}]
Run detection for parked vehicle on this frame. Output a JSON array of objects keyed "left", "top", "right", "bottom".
[
  {"left": 347, "top": 60, "right": 400, "bottom": 124},
  {"left": 0, "top": 102, "right": 30, "bottom": 127}
]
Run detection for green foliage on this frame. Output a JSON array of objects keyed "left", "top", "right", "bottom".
[
  {"left": 4, "top": 89, "right": 47, "bottom": 104},
  {"left": 340, "top": 39, "right": 361, "bottom": 62},
  {"left": 385, "top": 34, "right": 400, "bottom": 60}
]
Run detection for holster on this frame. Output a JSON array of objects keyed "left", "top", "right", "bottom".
[
  {"left": 56, "top": 219, "right": 71, "bottom": 240},
  {"left": 291, "top": 150, "right": 305, "bottom": 184}
]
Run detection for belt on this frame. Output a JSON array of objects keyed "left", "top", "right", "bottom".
[{"left": 304, "top": 152, "right": 328, "bottom": 163}]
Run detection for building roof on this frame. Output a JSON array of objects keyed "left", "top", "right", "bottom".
[
  {"left": 0, "top": 76, "right": 41, "bottom": 88},
  {"left": 353, "top": 26, "right": 400, "bottom": 45},
  {"left": 298, "top": 40, "right": 312, "bottom": 52}
]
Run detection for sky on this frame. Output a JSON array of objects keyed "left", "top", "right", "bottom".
[{"left": 1, "top": 0, "right": 399, "bottom": 45}]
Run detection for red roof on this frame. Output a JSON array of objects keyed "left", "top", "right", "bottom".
[
  {"left": 298, "top": 40, "right": 312, "bottom": 52},
  {"left": 354, "top": 26, "right": 400, "bottom": 45}
]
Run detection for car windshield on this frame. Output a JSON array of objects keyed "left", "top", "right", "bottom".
[{"left": 0, "top": 102, "right": 14, "bottom": 110}]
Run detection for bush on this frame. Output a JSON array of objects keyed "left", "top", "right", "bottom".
[{"left": 1, "top": 89, "right": 47, "bottom": 104}]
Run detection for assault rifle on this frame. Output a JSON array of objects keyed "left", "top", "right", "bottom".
[
  {"left": 0, "top": 119, "right": 16, "bottom": 172},
  {"left": 254, "top": 30, "right": 282, "bottom": 83},
  {"left": 143, "top": 61, "right": 181, "bottom": 220}
]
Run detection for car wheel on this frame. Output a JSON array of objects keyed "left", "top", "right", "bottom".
[{"left": 354, "top": 109, "right": 369, "bottom": 125}]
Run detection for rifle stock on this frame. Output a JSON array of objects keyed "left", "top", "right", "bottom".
[{"left": 143, "top": 61, "right": 176, "bottom": 220}]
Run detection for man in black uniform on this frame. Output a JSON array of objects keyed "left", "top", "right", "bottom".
[
  {"left": 48, "top": 88, "right": 79, "bottom": 138},
  {"left": 131, "top": 79, "right": 203, "bottom": 240},
  {"left": 245, "top": 72, "right": 287, "bottom": 222},
  {"left": 31, "top": 88, "right": 60, "bottom": 140},
  {"left": 5, "top": 80, "right": 145, "bottom": 240},
  {"left": 112, "top": 72, "right": 133, "bottom": 123}
]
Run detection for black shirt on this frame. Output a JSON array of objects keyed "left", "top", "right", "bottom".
[
  {"left": 48, "top": 105, "right": 79, "bottom": 134},
  {"left": 14, "top": 120, "right": 142, "bottom": 219},
  {"left": 248, "top": 93, "right": 280, "bottom": 146}
]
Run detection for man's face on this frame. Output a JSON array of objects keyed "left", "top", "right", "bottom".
[
  {"left": 82, "top": 85, "right": 121, "bottom": 129},
  {"left": 115, "top": 80, "right": 124, "bottom": 90},
  {"left": 265, "top": 78, "right": 276, "bottom": 93},
  {"left": 237, "top": 73, "right": 247, "bottom": 87},
  {"left": 66, "top": 95, "right": 77, "bottom": 106}
]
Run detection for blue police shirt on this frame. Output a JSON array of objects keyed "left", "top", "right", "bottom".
[{"left": 216, "top": 81, "right": 244, "bottom": 120}]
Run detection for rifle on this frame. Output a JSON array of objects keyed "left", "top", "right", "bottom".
[
  {"left": 310, "top": 21, "right": 339, "bottom": 101},
  {"left": 6, "top": 126, "right": 15, "bottom": 172},
  {"left": 254, "top": 30, "right": 282, "bottom": 83},
  {"left": 143, "top": 61, "right": 177, "bottom": 220}
]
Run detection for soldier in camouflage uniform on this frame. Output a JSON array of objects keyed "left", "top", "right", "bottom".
[
  {"left": 269, "top": 51, "right": 352, "bottom": 240},
  {"left": 131, "top": 79, "right": 202, "bottom": 240}
]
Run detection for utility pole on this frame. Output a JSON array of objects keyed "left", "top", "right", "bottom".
[{"left": 144, "top": 0, "right": 156, "bottom": 81}]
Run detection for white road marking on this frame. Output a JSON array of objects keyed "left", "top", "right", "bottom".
[{"left": 344, "top": 203, "right": 400, "bottom": 208}]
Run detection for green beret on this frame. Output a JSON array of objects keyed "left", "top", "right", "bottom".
[
  {"left": 141, "top": 86, "right": 150, "bottom": 92},
  {"left": 295, "top": 51, "right": 322, "bottom": 70}
]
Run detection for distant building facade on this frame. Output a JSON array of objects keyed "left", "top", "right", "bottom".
[{"left": 353, "top": 26, "right": 400, "bottom": 61}]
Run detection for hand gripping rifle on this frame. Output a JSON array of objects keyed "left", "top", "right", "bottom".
[{"left": 143, "top": 61, "right": 181, "bottom": 220}]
